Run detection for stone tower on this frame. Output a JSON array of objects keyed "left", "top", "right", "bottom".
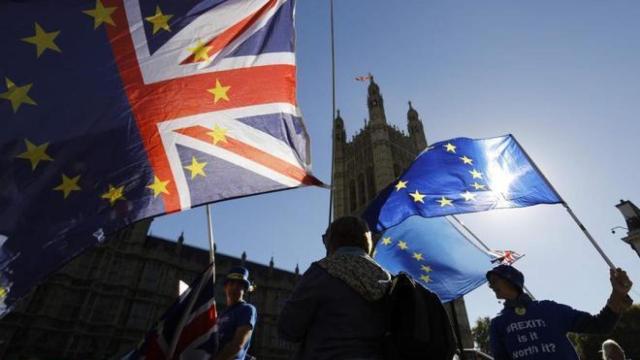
[{"left": 331, "top": 76, "right": 474, "bottom": 354}]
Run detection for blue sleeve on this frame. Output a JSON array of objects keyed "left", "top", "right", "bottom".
[
  {"left": 548, "top": 301, "right": 619, "bottom": 334},
  {"left": 277, "top": 263, "right": 326, "bottom": 342},
  {"left": 489, "top": 317, "right": 510, "bottom": 360},
  {"left": 238, "top": 304, "right": 257, "bottom": 329}
]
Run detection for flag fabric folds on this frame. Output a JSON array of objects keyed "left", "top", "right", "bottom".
[
  {"left": 363, "top": 135, "right": 562, "bottom": 232},
  {"left": 123, "top": 264, "right": 218, "bottom": 359},
  {"left": 374, "top": 216, "right": 494, "bottom": 303},
  {"left": 0, "top": 0, "right": 319, "bottom": 316}
]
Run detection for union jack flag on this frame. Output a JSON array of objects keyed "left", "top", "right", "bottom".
[
  {"left": 490, "top": 250, "right": 524, "bottom": 265},
  {"left": 355, "top": 74, "right": 372, "bottom": 81},
  {"left": 0, "top": 0, "right": 319, "bottom": 316},
  {"left": 123, "top": 264, "right": 219, "bottom": 359}
]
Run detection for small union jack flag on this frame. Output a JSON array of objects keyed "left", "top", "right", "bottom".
[
  {"left": 355, "top": 74, "right": 372, "bottom": 81},
  {"left": 0, "top": 0, "right": 320, "bottom": 316},
  {"left": 490, "top": 250, "right": 524, "bottom": 265},
  {"left": 122, "top": 264, "right": 218, "bottom": 359}
]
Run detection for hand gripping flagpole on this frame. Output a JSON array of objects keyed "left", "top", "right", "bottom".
[
  {"left": 327, "top": 0, "right": 337, "bottom": 225},
  {"left": 511, "top": 136, "right": 615, "bottom": 269}
]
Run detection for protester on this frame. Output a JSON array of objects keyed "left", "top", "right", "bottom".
[
  {"left": 601, "top": 339, "right": 627, "bottom": 360},
  {"left": 278, "top": 216, "right": 391, "bottom": 359},
  {"left": 486, "top": 265, "right": 633, "bottom": 360},
  {"left": 214, "top": 267, "right": 257, "bottom": 360}
]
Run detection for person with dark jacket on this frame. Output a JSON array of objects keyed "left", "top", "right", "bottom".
[
  {"left": 278, "top": 216, "right": 391, "bottom": 360},
  {"left": 487, "top": 265, "right": 633, "bottom": 360}
]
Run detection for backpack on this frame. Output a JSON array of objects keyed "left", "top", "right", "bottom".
[{"left": 383, "top": 272, "right": 458, "bottom": 360}]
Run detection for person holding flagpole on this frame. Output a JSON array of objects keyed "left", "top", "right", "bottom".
[
  {"left": 486, "top": 265, "right": 633, "bottom": 360},
  {"left": 214, "top": 267, "right": 257, "bottom": 360}
]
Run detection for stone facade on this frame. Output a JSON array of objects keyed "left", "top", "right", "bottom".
[
  {"left": 331, "top": 76, "right": 474, "bottom": 354},
  {"left": 0, "top": 219, "right": 298, "bottom": 359}
]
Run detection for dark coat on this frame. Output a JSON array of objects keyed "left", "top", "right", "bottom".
[{"left": 278, "top": 251, "right": 390, "bottom": 360}]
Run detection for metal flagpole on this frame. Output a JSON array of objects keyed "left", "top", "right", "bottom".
[
  {"left": 448, "top": 215, "right": 536, "bottom": 299},
  {"left": 449, "top": 215, "right": 492, "bottom": 253},
  {"left": 510, "top": 136, "right": 615, "bottom": 269},
  {"left": 327, "top": 0, "right": 336, "bottom": 226}
]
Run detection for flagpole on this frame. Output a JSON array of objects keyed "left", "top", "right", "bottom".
[
  {"left": 327, "top": 0, "right": 336, "bottom": 225},
  {"left": 448, "top": 215, "right": 536, "bottom": 300},
  {"left": 167, "top": 205, "right": 217, "bottom": 357},
  {"left": 510, "top": 136, "right": 615, "bottom": 269}
]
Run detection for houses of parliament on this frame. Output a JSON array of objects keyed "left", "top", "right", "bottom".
[{"left": 0, "top": 77, "right": 474, "bottom": 359}]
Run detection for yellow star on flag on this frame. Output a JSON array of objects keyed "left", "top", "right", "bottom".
[
  {"left": 471, "top": 182, "right": 486, "bottom": 190},
  {"left": 184, "top": 157, "right": 207, "bottom": 179},
  {"left": 0, "top": 286, "right": 6, "bottom": 298},
  {"left": 459, "top": 155, "right": 473, "bottom": 165},
  {"left": 421, "top": 265, "right": 432, "bottom": 273},
  {"left": 83, "top": 0, "right": 117, "bottom": 29},
  {"left": 460, "top": 191, "right": 476, "bottom": 201},
  {"left": 381, "top": 237, "right": 392, "bottom": 245},
  {"left": 395, "top": 180, "right": 408, "bottom": 191},
  {"left": 409, "top": 190, "right": 426, "bottom": 203},
  {"left": 53, "top": 174, "right": 81, "bottom": 199},
  {"left": 101, "top": 184, "right": 125, "bottom": 206},
  {"left": 189, "top": 40, "right": 213, "bottom": 62},
  {"left": 21, "top": 23, "right": 61, "bottom": 58},
  {"left": 444, "top": 142, "right": 456, "bottom": 153},
  {"left": 147, "top": 176, "right": 170, "bottom": 198},
  {"left": 437, "top": 196, "right": 453, "bottom": 207},
  {"left": 207, "top": 124, "right": 228, "bottom": 145},
  {"left": 469, "top": 169, "right": 483, "bottom": 179},
  {"left": 207, "top": 79, "right": 231, "bottom": 103},
  {"left": 412, "top": 252, "right": 424, "bottom": 261},
  {"left": 1, "top": 78, "right": 37, "bottom": 113},
  {"left": 16, "top": 139, "right": 53, "bottom": 170},
  {"left": 145, "top": 6, "right": 173, "bottom": 34},
  {"left": 398, "top": 241, "right": 408, "bottom": 250},
  {"left": 420, "top": 274, "right": 431, "bottom": 283}
]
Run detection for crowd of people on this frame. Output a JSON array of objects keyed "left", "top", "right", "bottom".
[{"left": 214, "top": 215, "right": 633, "bottom": 360}]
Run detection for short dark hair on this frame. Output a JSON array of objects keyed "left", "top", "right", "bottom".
[{"left": 324, "top": 216, "right": 370, "bottom": 252}]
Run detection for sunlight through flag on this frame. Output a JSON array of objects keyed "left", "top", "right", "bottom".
[{"left": 364, "top": 135, "right": 562, "bottom": 232}]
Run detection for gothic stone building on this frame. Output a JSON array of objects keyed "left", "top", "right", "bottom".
[
  {"left": 332, "top": 76, "right": 475, "bottom": 353},
  {"left": 0, "top": 219, "right": 298, "bottom": 359}
]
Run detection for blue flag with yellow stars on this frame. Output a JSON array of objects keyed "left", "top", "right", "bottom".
[
  {"left": 0, "top": 0, "right": 320, "bottom": 317},
  {"left": 374, "top": 215, "right": 493, "bottom": 302},
  {"left": 363, "top": 135, "right": 562, "bottom": 232}
]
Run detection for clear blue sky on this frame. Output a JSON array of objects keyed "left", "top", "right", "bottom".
[{"left": 151, "top": 0, "right": 640, "bottom": 324}]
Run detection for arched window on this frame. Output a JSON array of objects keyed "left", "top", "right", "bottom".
[
  {"left": 366, "top": 167, "right": 376, "bottom": 200},
  {"left": 349, "top": 179, "right": 357, "bottom": 211},
  {"left": 358, "top": 173, "right": 366, "bottom": 206}
]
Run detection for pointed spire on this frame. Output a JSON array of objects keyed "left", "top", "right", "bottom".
[
  {"left": 241, "top": 251, "right": 247, "bottom": 265},
  {"left": 295, "top": 263, "right": 300, "bottom": 275},
  {"left": 177, "top": 231, "right": 184, "bottom": 244},
  {"left": 269, "top": 256, "right": 274, "bottom": 268},
  {"left": 407, "top": 100, "right": 419, "bottom": 121}
]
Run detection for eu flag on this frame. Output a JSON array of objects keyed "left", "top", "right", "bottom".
[
  {"left": 364, "top": 135, "right": 562, "bottom": 232},
  {"left": 374, "top": 216, "right": 493, "bottom": 303},
  {"left": 0, "top": 0, "right": 319, "bottom": 316}
]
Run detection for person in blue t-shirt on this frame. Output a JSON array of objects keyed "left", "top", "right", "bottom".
[
  {"left": 214, "top": 267, "right": 257, "bottom": 360},
  {"left": 487, "top": 265, "right": 632, "bottom": 360}
]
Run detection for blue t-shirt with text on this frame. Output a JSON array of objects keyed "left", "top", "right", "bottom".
[
  {"left": 217, "top": 302, "right": 257, "bottom": 360},
  {"left": 489, "top": 300, "right": 589, "bottom": 360}
]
